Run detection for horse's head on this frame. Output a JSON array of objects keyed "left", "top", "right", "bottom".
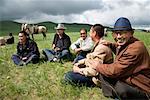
[
  {"left": 21, "top": 23, "right": 29, "bottom": 31},
  {"left": 21, "top": 23, "right": 32, "bottom": 34}
]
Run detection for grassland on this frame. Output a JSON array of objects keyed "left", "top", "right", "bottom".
[
  {"left": 0, "top": 21, "right": 150, "bottom": 100},
  {"left": 0, "top": 21, "right": 92, "bottom": 36}
]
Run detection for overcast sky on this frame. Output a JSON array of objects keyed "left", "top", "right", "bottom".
[{"left": 0, "top": 0, "right": 150, "bottom": 26}]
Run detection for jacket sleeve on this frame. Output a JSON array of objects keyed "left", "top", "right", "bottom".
[
  {"left": 96, "top": 44, "right": 142, "bottom": 78},
  {"left": 52, "top": 34, "right": 57, "bottom": 46},
  {"left": 71, "top": 38, "right": 80, "bottom": 50},
  {"left": 26, "top": 41, "right": 40, "bottom": 58},
  {"left": 17, "top": 43, "right": 21, "bottom": 56},
  {"left": 110, "top": 42, "right": 117, "bottom": 54},
  {"left": 61, "top": 35, "right": 71, "bottom": 50}
]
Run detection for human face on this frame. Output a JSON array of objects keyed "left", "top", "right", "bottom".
[
  {"left": 80, "top": 30, "right": 87, "bottom": 40},
  {"left": 18, "top": 33, "right": 27, "bottom": 44},
  {"left": 56, "top": 29, "right": 64, "bottom": 36},
  {"left": 89, "top": 27, "right": 96, "bottom": 41},
  {"left": 112, "top": 31, "right": 133, "bottom": 46}
]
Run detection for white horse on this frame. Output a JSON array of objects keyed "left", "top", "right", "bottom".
[
  {"left": 21, "top": 23, "right": 33, "bottom": 39},
  {"left": 21, "top": 23, "right": 47, "bottom": 40}
]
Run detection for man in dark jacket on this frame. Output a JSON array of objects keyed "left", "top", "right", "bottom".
[
  {"left": 42, "top": 23, "right": 71, "bottom": 62},
  {"left": 12, "top": 31, "right": 40, "bottom": 66},
  {"left": 6, "top": 33, "right": 14, "bottom": 44},
  {"left": 88, "top": 17, "right": 150, "bottom": 99}
]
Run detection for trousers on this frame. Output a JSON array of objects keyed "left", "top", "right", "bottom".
[
  {"left": 100, "top": 75, "right": 149, "bottom": 100},
  {"left": 11, "top": 54, "right": 39, "bottom": 66}
]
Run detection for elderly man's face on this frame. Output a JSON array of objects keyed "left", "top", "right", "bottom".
[
  {"left": 18, "top": 33, "right": 27, "bottom": 44},
  {"left": 56, "top": 29, "right": 64, "bottom": 35},
  {"left": 112, "top": 31, "right": 133, "bottom": 46}
]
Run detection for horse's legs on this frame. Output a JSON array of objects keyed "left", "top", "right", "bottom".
[
  {"left": 27, "top": 33, "right": 30, "bottom": 39},
  {"left": 31, "top": 34, "right": 34, "bottom": 40},
  {"left": 42, "top": 32, "right": 46, "bottom": 40}
]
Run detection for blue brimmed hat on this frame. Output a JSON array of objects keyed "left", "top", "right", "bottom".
[{"left": 113, "top": 17, "right": 134, "bottom": 31}]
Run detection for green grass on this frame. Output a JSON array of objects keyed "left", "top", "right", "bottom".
[{"left": 0, "top": 31, "right": 150, "bottom": 100}]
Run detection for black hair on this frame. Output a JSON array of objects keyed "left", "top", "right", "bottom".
[
  {"left": 80, "top": 28, "right": 87, "bottom": 33},
  {"left": 92, "top": 24, "right": 104, "bottom": 37},
  {"left": 19, "top": 31, "right": 28, "bottom": 36},
  {"left": 9, "top": 33, "right": 13, "bottom": 36}
]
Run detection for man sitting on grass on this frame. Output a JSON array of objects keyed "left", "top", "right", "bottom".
[
  {"left": 64, "top": 24, "right": 113, "bottom": 87},
  {"left": 71, "top": 28, "right": 94, "bottom": 64},
  {"left": 42, "top": 23, "right": 71, "bottom": 62},
  {"left": 12, "top": 31, "right": 40, "bottom": 66},
  {"left": 87, "top": 17, "right": 150, "bottom": 99}
]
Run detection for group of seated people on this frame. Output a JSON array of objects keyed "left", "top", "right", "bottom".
[
  {"left": 11, "top": 23, "right": 72, "bottom": 66},
  {"left": 11, "top": 17, "right": 150, "bottom": 99}
]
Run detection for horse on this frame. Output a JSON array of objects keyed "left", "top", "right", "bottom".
[
  {"left": 21, "top": 23, "right": 34, "bottom": 39},
  {"left": 21, "top": 23, "right": 47, "bottom": 40},
  {"left": 33, "top": 25, "right": 47, "bottom": 39}
]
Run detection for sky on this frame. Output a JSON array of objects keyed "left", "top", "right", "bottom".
[{"left": 0, "top": 0, "right": 150, "bottom": 26}]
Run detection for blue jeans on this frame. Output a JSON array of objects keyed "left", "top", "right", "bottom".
[
  {"left": 42, "top": 49, "right": 71, "bottom": 61},
  {"left": 64, "top": 71, "right": 95, "bottom": 87},
  {"left": 42, "top": 49, "right": 55, "bottom": 61},
  {"left": 11, "top": 54, "right": 39, "bottom": 66},
  {"left": 73, "top": 54, "right": 85, "bottom": 64},
  {"left": 73, "top": 51, "right": 90, "bottom": 64}
]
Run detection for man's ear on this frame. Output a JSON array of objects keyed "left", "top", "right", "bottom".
[
  {"left": 93, "top": 31, "right": 97, "bottom": 37},
  {"left": 131, "top": 30, "right": 134, "bottom": 35}
]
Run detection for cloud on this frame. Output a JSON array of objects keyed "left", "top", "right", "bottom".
[
  {"left": 0, "top": 0, "right": 103, "bottom": 19},
  {"left": 1, "top": 0, "right": 150, "bottom": 26}
]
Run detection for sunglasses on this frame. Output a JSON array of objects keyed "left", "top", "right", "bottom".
[{"left": 80, "top": 33, "right": 86, "bottom": 35}]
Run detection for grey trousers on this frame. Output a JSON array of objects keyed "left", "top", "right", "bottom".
[{"left": 100, "top": 75, "right": 149, "bottom": 100}]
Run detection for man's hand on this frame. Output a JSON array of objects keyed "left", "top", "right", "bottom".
[
  {"left": 73, "top": 65, "right": 84, "bottom": 75},
  {"left": 54, "top": 47, "right": 61, "bottom": 52},
  {"left": 86, "top": 60, "right": 100, "bottom": 70},
  {"left": 22, "top": 57, "right": 27, "bottom": 61},
  {"left": 101, "top": 41, "right": 112, "bottom": 47},
  {"left": 52, "top": 44, "right": 55, "bottom": 49},
  {"left": 74, "top": 48, "right": 82, "bottom": 54}
]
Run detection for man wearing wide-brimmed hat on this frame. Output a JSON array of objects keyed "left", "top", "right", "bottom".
[
  {"left": 54, "top": 23, "right": 67, "bottom": 30},
  {"left": 42, "top": 23, "right": 71, "bottom": 62},
  {"left": 86, "top": 17, "right": 150, "bottom": 99}
]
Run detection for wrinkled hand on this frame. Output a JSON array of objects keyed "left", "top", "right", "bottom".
[
  {"left": 73, "top": 65, "right": 84, "bottom": 75},
  {"left": 74, "top": 48, "right": 82, "bottom": 54},
  {"left": 74, "top": 62, "right": 80, "bottom": 66},
  {"left": 101, "top": 41, "right": 112, "bottom": 47},
  {"left": 86, "top": 60, "right": 100, "bottom": 70}
]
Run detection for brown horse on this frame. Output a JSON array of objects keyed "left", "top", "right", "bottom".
[{"left": 21, "top": 23, "right": 47, "bottom": 40}]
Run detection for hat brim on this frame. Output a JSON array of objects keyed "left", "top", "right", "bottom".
[
  {"left": 54, "top": 27, "right": 67, "bottom": 30},
  {"left": 112, "top": 28, "right": 134, "bottom": 31}
]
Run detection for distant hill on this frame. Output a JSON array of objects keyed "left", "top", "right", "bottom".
[
  {"left": 0, "top": 20, "right": 21, "bottom": 36},
  {"left": 0, "top": 20, "right": 94, "bottom": 36}
]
